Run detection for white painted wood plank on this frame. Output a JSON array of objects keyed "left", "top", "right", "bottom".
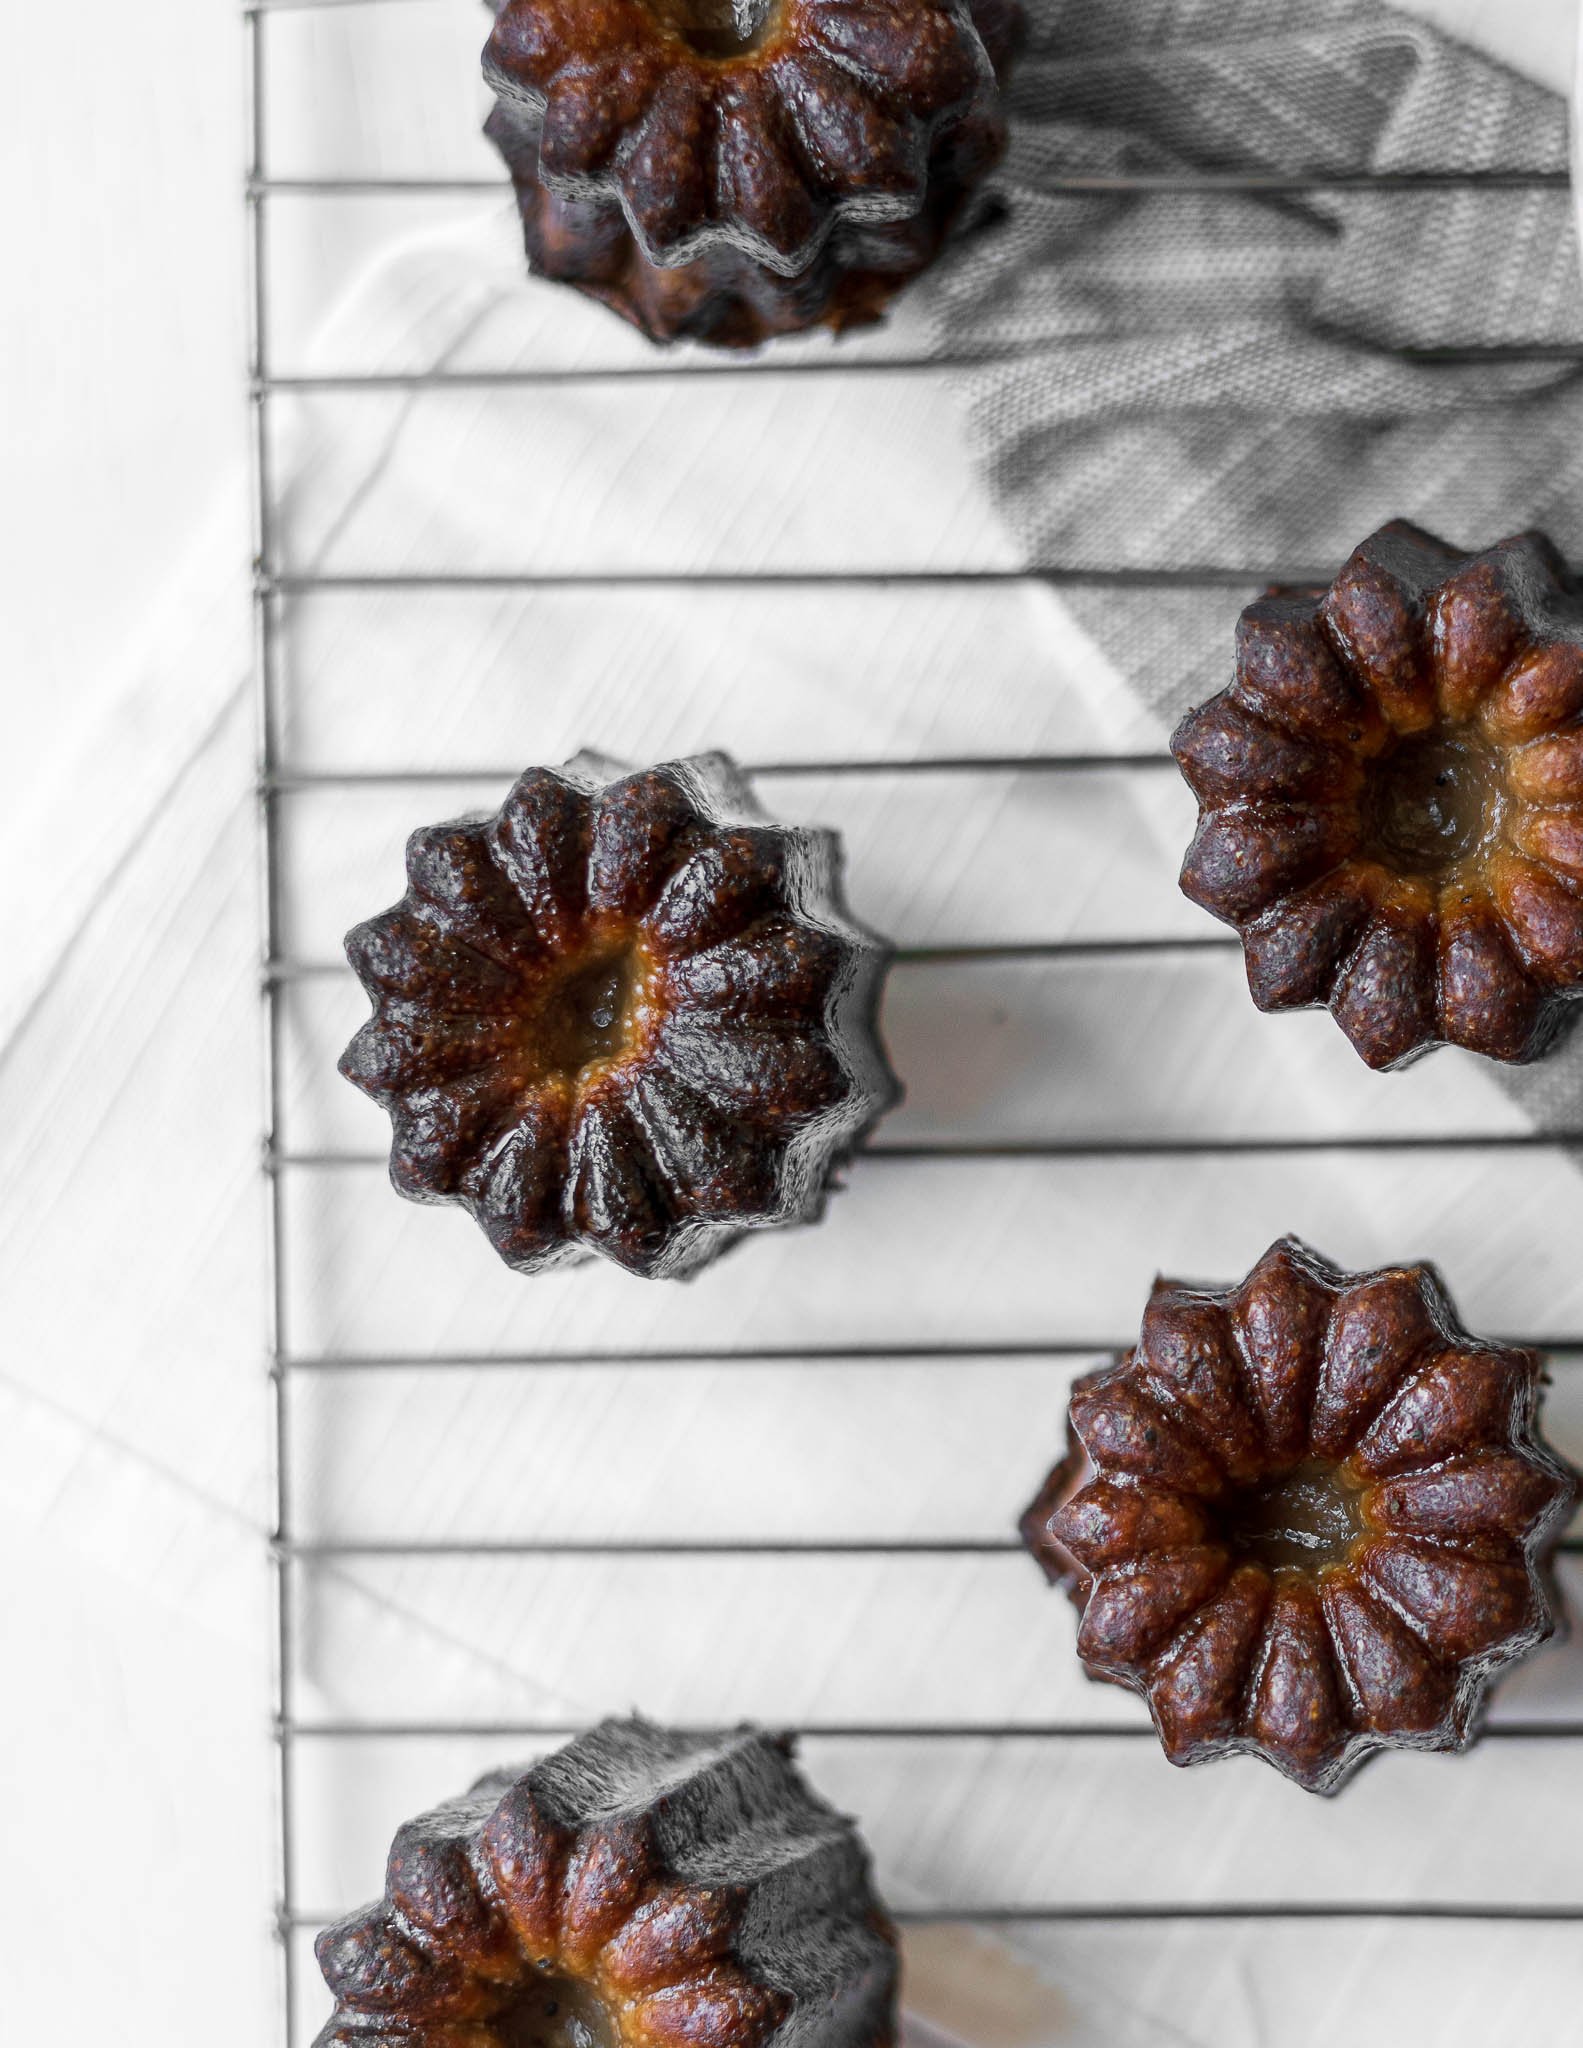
[
  {"left": 286, "top": 1357, "right": 1583, "bottom": 1543},
  {"left": 284, "top": 1718, "right": 1583, "bottom": 1918},
  {"left": 266, "top": 0, "right": 498, "bottom": 181},
  {"left": 276, "top": 581, "right": 1178, "bottom": 772},
  {"left": 286, "top": 1553, "right": 1583, "bottom": 1741},
  {"left": 289, "top": 1358, "right": 1077, "bottom": 1543},
  {"left": 275, "top": 771, "right": 1203, "bottom": 964},
  {"left": 279, "top": 1151, "right": 1583, "bottom": 1358}
]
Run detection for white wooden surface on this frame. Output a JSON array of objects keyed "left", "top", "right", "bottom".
[{"left": 4, "top": 4, "right": 1583, "bottom": 2046}]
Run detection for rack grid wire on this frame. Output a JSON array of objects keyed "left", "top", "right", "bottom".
[{"left": 245, "top": 4, "right": 1583, "bottom": 2043}]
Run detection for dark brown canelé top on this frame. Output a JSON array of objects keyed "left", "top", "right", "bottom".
[
  {"left": 314, "top": 1718, "right": 899, "bottom": 2048},
  {"left": 341, "top": 751, "right": 898, "bottom": 1279},
  {"left": 482, "top": 0, "right": 1024, "bottom": 346},
  {"left": 1021, "top": 1238, "right": 1576, "bottom": 1794},
  {"left": 1173, "top": 523, "right": 1583, "bottom": 1068}
]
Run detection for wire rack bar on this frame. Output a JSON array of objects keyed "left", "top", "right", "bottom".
[
  {"left": 278, "top": 1535, "right": 1583, "bottom": 1560},
  {"left": 279, "top": 1717, "right": 1583, "bottom": 1742},
  {"left": 247, "top": 7, "right": 303, "bottom": 2037},
  {"left": 278, "top": 1341, "right": 1583, "bottom": 1369},
  {"left": 282, "top": 1901, "right": 1583, "bottom": 1929},
  {"left": 266, "top": 941, "right": 1246, "bottom": 984},
  {"left": 257, "top": 357, "right": 1032, "bottom": 386},
  {"left": 276, "top": 1342, "right": 1137, "bottom": 1367},
  {"left": 267, "top": 1131, "right": 1583, "bottom": 1169},
  {"left": 261, "top": 567, "right": 1339, "bottom": 591},
  {"left": 267, "top": 753, "right": 1181, "bottom": 787},
  {"left": 253, "top": 171, "right": 1573, "bottom": 195},
  {"left": 258, "top": 341, "right": 1583, "bottom": 390},
  {"left": 280, "top": 1537, "right": 1027, "bottom": 1558},
  {"left": 888, "top": 1904, "right": 1583, "bottom": 1923}
]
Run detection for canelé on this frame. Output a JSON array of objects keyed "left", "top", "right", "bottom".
[
  {"left": 483, "top": 0, "right": 1024, "bottom": 346},
  {"left": 1021, "top": 1238, "right": 1575, "bottom": 1793},
  {"left": 1174, "top": 524, "right": 1583, "bottom": 1068},
  {"left": 315, "top": 1717, "right": 899, "bottom": 2048},
  {"left": 341, "top": 751, "right": 899, "bottom": 1279}
]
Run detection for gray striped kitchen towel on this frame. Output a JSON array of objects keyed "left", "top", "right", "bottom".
[{"left": 932, "top": 0, "right": 1583, "bottom": 1123}]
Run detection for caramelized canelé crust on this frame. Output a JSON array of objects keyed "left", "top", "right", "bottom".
[
  {"left": 340, "top": 751, "right": 899, "bottom": 1280},
  {"left": 1173, "top": 524, "right": 1583, "bottom": 1068},
  {"left": 483, "top": 0, "right": 1024, "bottom": 346},
  {"left": 314, "top": 1718, "right": 900, "bottom": 2048},
  {"left": 1021, "top": 1239, "right": 1575, "bottom": 1794}
]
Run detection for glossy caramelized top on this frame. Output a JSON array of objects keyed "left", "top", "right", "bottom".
[
  {"left": 485, "top": 0, "right": 1011, "bottom": 271},
  {"left": 341, "top": 751, "right": 899, "bottom": 1279},
  {"left": 1022, "top": 1238, "right": 1575, "bottom": 1794},
  {"left": 1174, "top": 523, "right": 1583, "bottom": 1067}
]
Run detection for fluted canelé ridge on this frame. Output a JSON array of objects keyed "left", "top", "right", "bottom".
[
  {"left": 314, "top": 1718, "right": 899, "bottom": 2048},
  {"left": 483, "top": 0, "right": 1024, "bottom": 346},
  {"left": 1021, "top": 1238, "right": 1575, "bottom": 1794},
  {"left": 340, "top": 751, "right": 899, "bottom": 1280},
  {"left": 1173, "top": 524, "right": 1583, "bottom": 1069}
]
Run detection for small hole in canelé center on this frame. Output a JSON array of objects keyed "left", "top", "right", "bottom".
[
  {"left": 643, "top": 0, "right": 781, "bottom": 59},
  {"left": 496, "top": 1974, "right": 617, "bottom": 2048},
  {"left": 1214, "top": 1460, "right": 1364, "bottom": 1575},
  {"left": 535, "top": 944, "right": 642, "bottom": 1079},
  {"left": 1361, "top": 728, "right": 1501, "bottom": 880}
]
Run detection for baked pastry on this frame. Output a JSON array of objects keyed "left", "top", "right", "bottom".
[
  {"left": 1021, "top": 1238, "right": 1575, "bottom": 1794},
  {"left": 341, "top": 751, "right": 899, "bottom": 1279},
  {"left": 314, "top": 1717, "right": 899, "bottom": 2048},
  {"left": 482, "top": 0, "right": 1024, "bottom": 347},
  {"left": 1173, "top": 523, "right": 1583, "bottom": 1068}
]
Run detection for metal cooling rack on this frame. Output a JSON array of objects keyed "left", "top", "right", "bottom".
[{"left": 246, "top": 3, "right": 1583, "bottom": 2042}]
